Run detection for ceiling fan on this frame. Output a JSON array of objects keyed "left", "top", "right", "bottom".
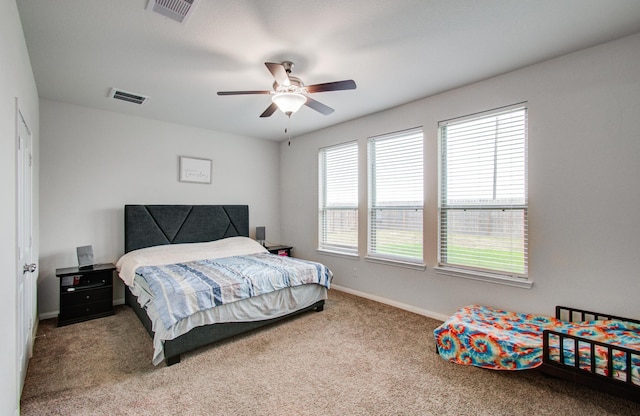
[{"left": 217, "top": 61, "right": 357, "bottom": 118}]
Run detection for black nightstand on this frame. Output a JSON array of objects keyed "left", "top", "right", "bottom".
[
  {"left": 265, "top": 244, "right": 293, "bottom": 257},
  {"left": 56, "top": 263, "right": 115, "bottom": 327}
]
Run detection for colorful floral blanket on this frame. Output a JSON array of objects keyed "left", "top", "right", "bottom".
[
  {"left": 136, "top": 252, "right": 332, "bottom": 329},
  {"left": 434, "top": 304, "right": 640, "bottom": 379}
]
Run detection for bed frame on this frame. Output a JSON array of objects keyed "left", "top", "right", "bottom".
[
  {"left": 540, "top": 306, "right": 640, "bottom": 403},
  {"left": 123, "top": 204, "right": 325, "bottom": 366}
]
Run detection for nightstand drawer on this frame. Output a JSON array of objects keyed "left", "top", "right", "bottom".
[
  {"left": 59, "top": 300, "right": 113, "bottom": 322},
  {"left": 61, "top": 286, "right": 112, "bottom": 306}
]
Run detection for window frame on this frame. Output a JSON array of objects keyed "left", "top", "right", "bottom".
[
  {"left": 435, "top": 103, "right": 531, "bottom": 288},
  {"left": 318, "top": 140, "right": 359, "bottom": 256},
  {"left": 367, "top": 127, "right": 425, "bottom": 268}
]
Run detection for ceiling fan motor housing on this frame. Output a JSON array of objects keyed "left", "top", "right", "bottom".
[{"left": 273, "top": 76, "right": 305, "bottom": 94}]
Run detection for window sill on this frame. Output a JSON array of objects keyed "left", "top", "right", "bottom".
[
  {"left": 434, "top": 266, "right": 533, "bottom": 289},
  {"left": 316, "top": 249, "right": 359, "bottom": 260},
  {"left": 365, "top": 256, "right": 426, "bottom": 271}
]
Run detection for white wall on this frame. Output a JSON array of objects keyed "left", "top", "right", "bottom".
[
  {"left": 38, "top": 100, "right": 281, "bottom": 316},
  {"left": 1, "top": 1, "right": 40, "bottom": 414},
  {"left": 280, "top": 33, "right": 640, "bottom": 319}
]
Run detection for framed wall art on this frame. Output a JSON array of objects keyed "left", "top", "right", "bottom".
[{"left": 179, "top": 156, "right": 212, "bottom": 184}]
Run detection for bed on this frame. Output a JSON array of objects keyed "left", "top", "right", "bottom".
[
  {"left": 117, "top": 205, "right": 332, "bottom": 366},
  {"left": 434, "top": 304, "right": 640, "bottom": 402}
]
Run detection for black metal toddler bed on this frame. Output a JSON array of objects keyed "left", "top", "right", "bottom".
[
  {"left": 434, "top": 304, "right": 640, "bottom": 403},
  {"left": 541, "top": 306, "right": 640, "bottom": 403},
  {"left": 117, "top": 205, "right": 331, "bottom": 366}
]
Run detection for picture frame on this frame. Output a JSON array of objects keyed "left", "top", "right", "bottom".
[{"left": 179, "top": 156, "right": 212, "bottom": 184}]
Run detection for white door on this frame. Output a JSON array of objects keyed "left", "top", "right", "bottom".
[{"left": 16, "top": 103, "right": 35, "bottom": 397}]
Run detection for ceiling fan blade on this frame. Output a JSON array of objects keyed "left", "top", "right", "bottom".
[
  {"left": 217, "top": 90, "right": 271, "bottom": 96},
  {"left": 306, "top": 79, "right": 356, "bottom": 93},
  {"left": 260, "top": 103, "right": 279, "bottom": 118},
  {"left": 265, "top": 62, "right": 290, "bottom": 86},
  {"left": 305, "top": 97, "right": 334, "bottom": 115}
]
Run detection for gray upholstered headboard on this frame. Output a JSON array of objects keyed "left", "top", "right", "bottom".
[{"left": 124, "top": 205, "right": 249, "bottom": 253}]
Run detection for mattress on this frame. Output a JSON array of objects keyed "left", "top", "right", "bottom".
[
  {"left": 434, "top": 304, "right": 567, "bottom": 370},
  {"left": 132, "top": 278, "right": 327, "bottom": 365}
]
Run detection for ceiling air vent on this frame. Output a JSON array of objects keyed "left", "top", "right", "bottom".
[
  {"left": 108, "top": 88, "right": 149, "bottom": 105},
  {"left": 146, "top": 0, "right": 199, "bottom": 24}
]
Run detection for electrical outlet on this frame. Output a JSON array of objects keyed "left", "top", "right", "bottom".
[{"left": 352, "top": 267, "right": 358, "bottom": 278}]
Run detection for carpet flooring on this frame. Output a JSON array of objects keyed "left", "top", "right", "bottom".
[{"left": 20, "top": 290, "right": 640, "bottom": 415}]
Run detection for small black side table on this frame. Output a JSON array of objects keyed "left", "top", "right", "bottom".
[
  {"left": 265, "top": 244, "right": 293, "bottom": 257},
  {"left": 56, "top": 263, "right": 115, "bottom": 326}
]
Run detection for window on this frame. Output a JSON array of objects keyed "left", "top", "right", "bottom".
[
  {"left": 438, "top": 104, "right": 528, "bottom": 278},
  {"left": 318, "top": 141, "right": 358, "bottom": 255},
  {"left": 368, "top": 128, "right": 423, "bottom": 264}
]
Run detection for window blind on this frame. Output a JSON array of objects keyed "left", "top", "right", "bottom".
[
  {"left": 318, "top": 141, "right": 358, "bottom": 254},
  {"left": 368, "top": 128, "right": 423, "bottom": 263},
  {"left": 439, "top": 104, "right": 528, "bottom": 276}
]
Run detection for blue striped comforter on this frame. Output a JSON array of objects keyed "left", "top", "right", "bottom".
[{"left": 136, "top": 252, "right": 332, "bottom": 329}]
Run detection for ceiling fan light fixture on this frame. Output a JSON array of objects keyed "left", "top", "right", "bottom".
[{"left": 272, "top": 92, "right": 306, "bottom": 116}]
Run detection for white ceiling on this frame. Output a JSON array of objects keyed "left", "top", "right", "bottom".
[{"left": 17, "top": 0, "right": 640, "bottom": 141}]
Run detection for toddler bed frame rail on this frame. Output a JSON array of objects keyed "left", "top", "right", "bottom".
[
  {"left": 540, "top": 306, "right": 640, "bottom": 403},
  {"left": 554, "top": 305, "right": 640, "bottom": 324}
]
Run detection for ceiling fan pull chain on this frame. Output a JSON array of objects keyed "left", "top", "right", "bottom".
[{"left": 286, "top": 115, "right": 292, "bottom": 146}]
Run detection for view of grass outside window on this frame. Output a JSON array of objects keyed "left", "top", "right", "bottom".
[
  {"left": 368, "top": 128, "right": 423, "bottom": 264},
  {"left": 438, "top": 104, "right": 528, "bottom": 277},
  {"left": 318, "top": 141, "right": 358, "bottom": 254}
]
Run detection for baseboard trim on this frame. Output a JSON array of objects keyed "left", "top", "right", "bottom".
[
  {"left": 39, "top": 311, "right": 57, "bottom": 320},
  {"left": 331, "top": 284, "right": 449, "bottom": 322}
]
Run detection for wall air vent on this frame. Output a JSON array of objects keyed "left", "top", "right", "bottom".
[
  {"left": 146, "top": 0, "right": 199, "bottom": 24},
  {"left": 108, "top": 88, "right": 149, "bottom": 105}
]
